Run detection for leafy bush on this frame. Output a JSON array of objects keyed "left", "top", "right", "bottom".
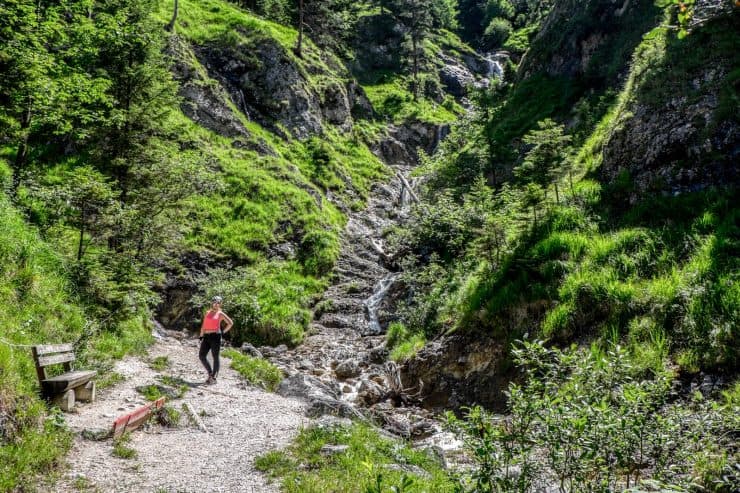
[
  {"left": 483, "top": 17, "right": 513, "bottom": 49},
  {"left": 447, "top": 341, "right": 740, "bottom": 492}
]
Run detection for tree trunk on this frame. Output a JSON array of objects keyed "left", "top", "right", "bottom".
[
  {"left": 554, "top": 183, "right": 560, "bottom": 204},
  {"left": 569, "top": 171, "right": 575, "bottom": 196},
  {"left": 295, "top": 0, "right": 304, "bottom": 58},
  {"left": 77, "top": 210, "right": 85, "bottom": 261},
  {"left": 165, "top": 0, "right": 178, "bottom": 32},
  {"left": 411, "top": 34, "right": 419, "bottom": 100},
  {"left": 12, "top": 101, "right": 32, "bottom": 193}
]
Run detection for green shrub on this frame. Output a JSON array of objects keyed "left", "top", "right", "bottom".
[
  {"left": 112, "top": 433, "right": 137, "bottom": 460},
  {"left": 447, "top": 341, "right": 739, "bottom": 491},
  {"left": 223, "top": 348, "right": 282, "bottom": 391}
]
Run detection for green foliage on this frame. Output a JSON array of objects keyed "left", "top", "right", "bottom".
[
  {"left": 194, "top": 262, "right": 322, "bottom": 346},
  {"left": 156, "top": 405, "right": 182, "bottom": 428},
  {"left": 483, "top": 17, "right": 513, "bottom": 49},
  {"left": 222, "top": 348, "right": 283, "bottom": 391},
  {"left": 255, "top": 422, "right": 454, "bottom": 492},
  {"left": 447, "top": 341, "right": 740, "bottom": 492},
  {"left": 112, "top": 432, "right": 137, "bottom": 460},
  {"left": 0, "top": 399, "right": 72, "bottom": 491},
  {"left": 149, "top": 356, "right": 170, "bottom": 372}
]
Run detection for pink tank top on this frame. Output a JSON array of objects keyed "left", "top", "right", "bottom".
[{"left": 202, "top": 310, "right": 222, "bottom": 332}]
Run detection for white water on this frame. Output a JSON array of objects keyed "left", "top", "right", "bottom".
[
  {"left": 365, "top": 273, "right": 400, "bottom": 334},
  {"left": 484, "top": 53, "right": 504, "bottom": 79}
]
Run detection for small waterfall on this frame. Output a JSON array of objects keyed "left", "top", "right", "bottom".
[
  {"left": 365, "top": 274, "right": 400, "bottom": 334},
  {"left": 484, "top": 53, "right": 504, "bottom": 80}
]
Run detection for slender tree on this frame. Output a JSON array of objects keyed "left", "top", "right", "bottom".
[{"left": 165, "top": 0, "right": 178, "bottom": 31}]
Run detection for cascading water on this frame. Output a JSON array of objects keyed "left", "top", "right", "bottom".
[
  {"left": 484, "top": 53, "right": 504, "bottom": 79},
  {"left": 365, "top": 273, "right": 400, "bottom": 335}
]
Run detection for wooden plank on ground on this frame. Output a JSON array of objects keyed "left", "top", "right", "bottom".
[
  {"left": 112, "top": 397, "right": 165, "bottom": 439},
  {"left": 33, "top": 343, "right": 75, "bottom": 356}
]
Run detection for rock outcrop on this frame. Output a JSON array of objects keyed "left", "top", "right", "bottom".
[
  {"left": 599, "top": 12, "right": 739, "bottom": 197},
  {"left": 400, "top": 333, "right": 511, "bottom": 412}
]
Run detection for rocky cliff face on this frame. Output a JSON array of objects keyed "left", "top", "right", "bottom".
[
  {"left": 518, "top": 0, "right": 662, "bottom": 84},
  {"left": 599, "top": 11, "right": 739, "bottom": 197}
]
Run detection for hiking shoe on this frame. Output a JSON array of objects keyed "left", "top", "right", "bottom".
[
  {"left": 211, "top": 376, "right": 218, "bottom": 384},
  {"left": 205, "top": 375, "right": 214, "bottom": 385}
]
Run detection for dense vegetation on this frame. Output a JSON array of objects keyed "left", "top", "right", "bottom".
[
  {"left": 1, "top": 0, "right": 737, "bottom": 490},
  {"left": 0, "top": 0, "right": 468, "bottom": 488}
]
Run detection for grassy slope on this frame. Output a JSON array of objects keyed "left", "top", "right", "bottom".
[
  {"left": 0, "top": 162, "right": 152, "bottom": 489},
  {"left": 156, "top": 0, "right": 392, "bottom": 345}
]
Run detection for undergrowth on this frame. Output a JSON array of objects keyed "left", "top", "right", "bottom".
[
  {"left": 255, "top": 422, "right": 454, "bottom": 492},
  {"left": 223, "top": 348, "right": 283, "bottom": 392}
]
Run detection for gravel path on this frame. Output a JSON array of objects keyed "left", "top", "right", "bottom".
[{"left": 51, "top": 331, "right": 309, "bottom": 493}]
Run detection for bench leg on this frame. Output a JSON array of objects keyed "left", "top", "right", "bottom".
[
  {"left": 53, "top": 390, "right": 75, "bottom": 412},
  {"left": 74, "top": 381, "right": 96, "bottom": 403}
]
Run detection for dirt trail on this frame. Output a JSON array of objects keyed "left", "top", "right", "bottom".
[{"left": 52, "top": 331, "right": 309, "bottom": 493}]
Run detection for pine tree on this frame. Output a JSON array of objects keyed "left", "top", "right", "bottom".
[{"left": 514, "top": 118, "right": 572, "bottom": 203}]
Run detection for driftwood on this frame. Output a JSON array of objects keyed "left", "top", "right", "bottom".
[{"left": 182, "top": 402, "right": 208, "bottom": 432}]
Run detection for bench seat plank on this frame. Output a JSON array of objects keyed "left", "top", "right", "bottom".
[{"left": 42, "top": 370, "right": 97, "bottom": 394}]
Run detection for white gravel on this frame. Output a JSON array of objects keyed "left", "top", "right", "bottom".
[{"left": 50, "top": 332, "right": 309, "bottom": 493}]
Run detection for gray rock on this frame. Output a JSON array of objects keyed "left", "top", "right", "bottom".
[
  {"left": 277, "top": 374, "right": 340, "bottom": 401},
  {"left": 240, "top": 343, "right": 262, "bottom": 359},
  {"left": 439, "top": 64, "right": 475, "bottom": 98},
  {"left": 357, "top": 379, "right": 385, "bottom": 405},
  {"left": 320, "top": 444, "right": 349, "bottom": 456},
  {"left": 334, "top": 360, "right": 361, "bottom": 379},
  {"left": 305, "top": 397, "right": 359, "bottom": 419},
  {"left": 80, "top": 427, "right": 111, "bottom": 441}
]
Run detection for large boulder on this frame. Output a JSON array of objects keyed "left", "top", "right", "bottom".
[{"left": 400, "top": 332, "right": 511, "bottom": 411}]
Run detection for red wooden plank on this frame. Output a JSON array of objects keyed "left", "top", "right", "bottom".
[{"left": 111, "top": 397, "right": 166, "bottom": 439}]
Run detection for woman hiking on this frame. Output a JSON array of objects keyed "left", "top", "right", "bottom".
[{"left": 199, "top": 296, "right": 233, "bottom": 385}]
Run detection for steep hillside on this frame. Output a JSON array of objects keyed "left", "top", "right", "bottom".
[
  {"left": 392, "top": 0, "right": 738, "bottom": 406},
  {"left": 0, "top": 0, "right": 479, "bottom": 489}
]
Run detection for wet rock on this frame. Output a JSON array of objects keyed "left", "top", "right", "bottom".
[
  {"left": 240, "top": 343, "right": 262, "bottom": 359},
  {"left": 401, "top": 333, "right": 511, "bottom": 412},
  {"left": 306, "top": 398, "right": 359, "bottom": 419},
  {"left": 357, "top": 379, "right": 385, "bottom": 406},
  {"left": 335, "top": 360, "right": 361, "bottom": 379},
  {"left": 439, "top": 63, "right": 475, "bottom": 98},
  {"left": 368, "top": 346, "right": 389, "bottom": 364},
  {"left": 277, "top": 374, "right": 340, "bottom": 401}
]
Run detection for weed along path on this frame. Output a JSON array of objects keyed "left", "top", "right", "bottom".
[{"left": 53, "top": 330, "right": 309, "bottom": 493}]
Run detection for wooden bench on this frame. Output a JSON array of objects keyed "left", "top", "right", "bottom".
[{"left": 31, "top": 343, "right": 97, "bottom": 412}]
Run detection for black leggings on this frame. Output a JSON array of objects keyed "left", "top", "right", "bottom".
[{"left": 199, "top": 332, "right": 222, "bottom": 376}]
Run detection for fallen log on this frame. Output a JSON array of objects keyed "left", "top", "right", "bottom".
[{"left": 396, "top": 172, "right": 420, "bottom": 204}]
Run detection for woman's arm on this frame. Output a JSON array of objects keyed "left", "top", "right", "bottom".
[{"left": 220, "top": 312, "right": 234, "bottom": 334}]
